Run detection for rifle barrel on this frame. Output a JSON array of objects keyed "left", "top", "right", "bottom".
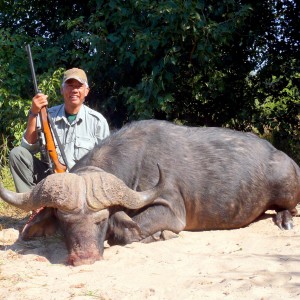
[
  {"left": 25, "top": 44, "right": 40, "bottom": 95},
  {"left": 25, "top": 44, "right": 69, "bottom": 172}
]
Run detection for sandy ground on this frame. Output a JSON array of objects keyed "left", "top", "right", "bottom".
[{"left": 0, "top": 211, "right": 300, "bottom": 300}]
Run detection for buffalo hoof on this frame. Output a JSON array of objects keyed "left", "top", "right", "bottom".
[
  {"left": 140, "top": 230, "right": 179, "bottom": 243},
  {"left": 161, "top": 230, "right": 179, "bottom": 240},
  {"left": 274, "top": 210, "right": 293, "bottom": 230}
]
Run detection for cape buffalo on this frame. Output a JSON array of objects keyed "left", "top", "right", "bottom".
[{"left": 0, "top": 119, "right": 299, "bottom": 266}]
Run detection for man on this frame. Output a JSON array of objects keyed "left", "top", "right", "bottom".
[{"left": 9, "top": 68, "right": 110, "bottom": 193}]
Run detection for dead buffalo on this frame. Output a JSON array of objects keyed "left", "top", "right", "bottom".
[{"left": 0, "top": 119, "right": 299, "bottom": 266}]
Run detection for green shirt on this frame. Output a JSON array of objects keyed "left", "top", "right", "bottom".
[{"left": 65, "top": 111, "right": 77, "bottom": 124}]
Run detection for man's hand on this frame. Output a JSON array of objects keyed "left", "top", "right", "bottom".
[
  {"left": 31, "top": 93, "right": 48, "bottom": 115},
  {"left": 25, "top": 93, "right": 48, "bottom": 144}
]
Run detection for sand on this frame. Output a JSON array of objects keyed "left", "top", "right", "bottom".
[{"left": 0, "top": 211, "right": 300, "bottom": 300}]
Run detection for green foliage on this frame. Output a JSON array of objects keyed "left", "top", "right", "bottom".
[
  {"left": 0, "top": 135, "right": 15, "bottom": 191},
  {"left": 0, "top": 135, "right": 9, "bottom": 167},
  {"left": 0, "top": 44, "right": 65, "bottom": 147},
  {"left": 38, "top": 68, "right": 65, "bottom": 107},
  {"left": 0, "top": 165, "right": 15, "bottom": 192},
  {"left": 254, "top": 73, "right": 300, "bottom": 132},
  {"left": 88, "top": 0, "right": 258, "bottom": 126},
  {"left": 252, "top": 66, "right": 300, "bottom": 163},
  {"left": 0, "top": 0, "right": 299, "bottom": 160}
]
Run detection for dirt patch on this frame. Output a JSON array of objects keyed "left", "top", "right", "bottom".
[{"left": 1, "top": 211, "right": 300, "bottom": 299}]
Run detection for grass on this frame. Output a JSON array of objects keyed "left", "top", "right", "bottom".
[
  {"left": 0, "top": 164, "right": 16, "bottom": 213},
  {"left": 0, "top": 134, "right": 16, "bottom": 214},
  {"left": 0, "top": 137, "right": 28, "bottom": 229}
]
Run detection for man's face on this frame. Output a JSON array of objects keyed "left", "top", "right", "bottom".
[{"left": 61, "top": 79, "right": 90, "bottom": 113}]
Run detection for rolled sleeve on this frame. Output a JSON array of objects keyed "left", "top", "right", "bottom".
[{"left": 20, "top": 135, "right": 40, "bottom": 154}]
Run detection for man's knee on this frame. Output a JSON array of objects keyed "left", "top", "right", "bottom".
[
  {"left": 10, "top": 146, "right": 28, "bottom": 164},
  {"left": 10, "top": 146, "right": 24, "bottom": 160},
  {"left": 9, "top": 146, "right": 38, "bottom": 192}
]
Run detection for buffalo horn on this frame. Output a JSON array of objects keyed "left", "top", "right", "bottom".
[
  {"left": 0, "top": 173, "right": 85, "bottom": 212},
  {"left": 86, "top": 164, "right": 165, "bottom": 210}
]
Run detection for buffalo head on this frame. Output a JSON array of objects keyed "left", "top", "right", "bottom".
[{"left": 0, "top": 165, "right": 165, "bottom": 266}]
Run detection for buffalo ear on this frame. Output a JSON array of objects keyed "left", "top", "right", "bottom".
[{"left": 21, "top": 208, "right": 59, "bottom": 240}]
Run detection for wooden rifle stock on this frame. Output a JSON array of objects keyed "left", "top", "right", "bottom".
[{"left": 39, "top": 107, "right": 67, "bottom": 173}]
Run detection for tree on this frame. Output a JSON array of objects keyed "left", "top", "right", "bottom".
[{"left": 0, "top": 0, "right": 299, "bottom": 144}]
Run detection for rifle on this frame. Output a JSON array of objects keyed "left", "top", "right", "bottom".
[{"left": 25, "top": 44, "right": 69, "bottom": 174}]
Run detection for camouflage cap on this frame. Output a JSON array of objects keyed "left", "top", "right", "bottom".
[{"left": 63, "top": 68, "right": 88, "bottom": 86}]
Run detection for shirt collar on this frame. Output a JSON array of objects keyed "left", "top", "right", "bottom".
[{"left": 54, "top": 104, "right": 85, "bottom": 124}]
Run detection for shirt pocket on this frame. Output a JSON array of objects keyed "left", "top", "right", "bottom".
[{"left": 74, "top": 136, "right": 96, "bottom": 161}]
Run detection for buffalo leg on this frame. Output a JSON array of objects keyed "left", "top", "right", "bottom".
[
  {"left": 107, "top": 211, "right": 142, "bottom": 246},
  {"left": 274, "top": 209, "right": 295, "bottom": 230},
  {"left": 107, "top": 200, "right": 186, "bottom": 245}
]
